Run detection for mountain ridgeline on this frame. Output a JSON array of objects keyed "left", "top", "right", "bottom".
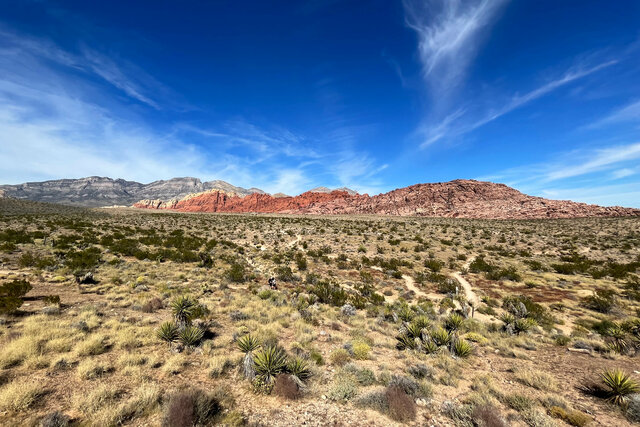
[
  {"left": 1, "top": 177, "right": 638, "bottom": 219},
  {"left": 133, "top": 179, "right": 639, "bottom": 219},
  {"left": 0, "top": 177, "right": 264, "bottom": 207}
]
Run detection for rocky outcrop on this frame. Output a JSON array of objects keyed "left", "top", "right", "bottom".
[
  {"left": 0, "top": 177, "right": 263, "bottom": 207},
  {"left": 133, "top": 179, "right": 640, "bottom": 219},
  {"left": 309, "top": 186, "right": 358, "bottom": 195}
]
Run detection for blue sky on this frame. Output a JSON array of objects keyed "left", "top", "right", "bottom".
[{"left": 0, "top": 1, "right": 639, "bottom": 207}]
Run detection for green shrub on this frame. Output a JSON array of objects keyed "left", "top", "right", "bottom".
[
  {"left": 226, "top": 262, "right": 246, "bottom": 283},
  {"left": 0, "top": 279, "right": 32, "bottom": 314},
  {"left": 328, "top": 375, "right": 359, "bottom": 401},
  {"left": 352, "top": 341, "right": 371, "bottom": 360},
  {"left": 549, "top": 406, "right": 591, "bottom": 426}
]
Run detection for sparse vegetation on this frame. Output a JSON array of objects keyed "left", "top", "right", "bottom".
[{"left": 0, "top": 199, "right": 638, "bottom": 425}]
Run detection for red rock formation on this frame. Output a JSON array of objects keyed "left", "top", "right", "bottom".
[{"left": 133, "top": 179, "right": 640, "bottom": 219}]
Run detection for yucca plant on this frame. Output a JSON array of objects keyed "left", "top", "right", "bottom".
[
  {"left": 606, "top": 326, "right": 629, "bottom": 354},
  {"left": 444, "top": 313, "right": 465, "bottom": 332},
  {"left": 398, "top": 305, "right": 415, "bottom": 322},
  {"left": 601, "top": 369, "right": 639, "bottom": 408},
  {"left": 238, "top": 334, "right": 261, "bottom": 353},
  {"left": 406, "top": 322, "right": 424, "bottom": 340},
  {"left": 500, "top": 312, "right": 515, "bottom": 326},
  {"left": 157, "top": 321, "right": 179, "bottom": 346},
  {"left": 412, "top": 315, "right": 431, "bottom": 330},
  {"left": 396, "top": 333, "right": 417, "bottom": 350},
  {"left": 452, "top": 338, "right": 473, "bottom": 358},
  {"left": 179, "top": 325, "right": 204, "bottom": 347},
  {"left": 238, "top": 334, "right": 261, "bottom": 379},
  {"left": 422, "top": 339, "right": 438, "bottom": 354},
  {"left": 253, "top": 345, "right": 288, "bottom": 384},
  {"left": 287, "top": 357, "right": 312, "bottom": 382},
  {"left": 171, "top": 296, "right": 196, "bottom": 327},
  {"left": 431, "top": 327, "right": 452, "bottom": 347},
  {"left": 513, "top": 317, "right": 537, "bottom": 335}
]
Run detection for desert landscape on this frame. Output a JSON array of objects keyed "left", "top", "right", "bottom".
[
  {"left": 2, "top": 1, "right": 640, "bottom": 426},
  {"left": 0, "top": 187, "right": 639, "bottom": 426}
]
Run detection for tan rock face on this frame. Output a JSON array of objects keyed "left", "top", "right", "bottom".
[{"left": 133, "top": 179, "right": 640, "bottom": 219}]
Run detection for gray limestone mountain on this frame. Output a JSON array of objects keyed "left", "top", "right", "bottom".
[
  {"left": 0, "top": 176, "right": 264, "bottom": 207},
  {"left": 309, "top": 186, "right": 358, "bottom": 195}
]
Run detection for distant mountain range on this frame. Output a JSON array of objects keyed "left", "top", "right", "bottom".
[
  {"left": 133, "top": 179, "right": 640, "bottom": 219},
  {"left": 0, "top": 177, "right": 264, "bottom": 207},
  {"left": 2, "top": 177, "right": 639, "bottom": 219},
  {"left": 0, "top": 177, "right": 359, "bottom": 208}
]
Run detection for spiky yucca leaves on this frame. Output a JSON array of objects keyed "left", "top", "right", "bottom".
[
  {"left": 179, "top": 325, "right": 204, "bottom": 347},
  {"left": 500, "top": 313, "right": 515, "bottom": 326},
  {"left": 171, "top": 296, "right": 197, "bottom": 327},
  {"left": 601, "top": 369, "right": 639, "bottom": 408},
  {"left": 422, "top": 339, "right": 438, "bottom": 354},
  {"left": 398, "top": 305, "right": 415, "bottom": 322},
  {"left": 157, "top": 321, "right": 179, "bottom": 345},
  {"left": 396, "top": 333, "right": 417, "bottom": 350},
  {"left": 287, "top": 357, "right": 312, "bottom": 382},
  {"left": 412, "top": 315, "right": 431, "bottom": 330},
  {"left": 452, "top": 338, "right": 473, "bottom": 358},
  {"left": 431, "top": 327, "right": 452, "bottom": 347},
  {"left": 237, "top": 334, "right": 261, "bottom": 353},
  {"left": 253, "top": 346, "right": 288, "bottom": 384},
  {"left": 513, "top": 317, "right": 537, "bottom": 335},
  {"left": 406, "top": 322, "right": 424, "bottom": 340},
  {"left": 238, "top": 334, "right": 261, "bottom": 380},
  {"left": 444, "top": 313, "right": 465, "bottom": 332},
  {"left": 606, "top": 326, "right": 629, "bottom": 354}
]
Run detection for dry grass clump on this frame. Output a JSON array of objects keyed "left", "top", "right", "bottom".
[
  {"left": 92, "top": 383, "right": 161, "bottom": 426},
  {"left": 74, "top": 384, "right": 122, "bottom": 415},
  {"left": 208, "top": 354, "right": 235, "bottom": 377},
  {"left": 162, "top": 354, "right": 188, "bottom": 375},
  {"left": 74, "top": 383, "right": 160, "bottom": 426},
  {"left": 330, "top": 348, "right": 351, "bottom": 366},
  {"left": 77, "top": 358, "right": 112, "bottom": 379},
  {"left": 0, "top": 378, "right": 46, "bottom": 412},
  {"left": 513, "top": 368, "right": 558, "bottom": 392},
  {"left": 0, "top": 335, "right": 42, "bottom": 368},
  {"left": 75, "top": 334, "right": 109, "bottom": 356}
]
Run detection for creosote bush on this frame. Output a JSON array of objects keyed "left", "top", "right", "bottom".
[
  {"left": 0, "top": 279, "right": 32, "bottom": 314},
  {"left": 385, "top": 385, "right": 416, "bottom": 422},
  {"left": 162, "top": 388, "right": 221, "bottom": 427}
]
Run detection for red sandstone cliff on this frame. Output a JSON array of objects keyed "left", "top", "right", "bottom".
[{"left": 133, "top": 179, "right": 640, "bottom": 219}]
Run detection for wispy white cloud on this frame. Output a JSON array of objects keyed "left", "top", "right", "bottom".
[
  {"left": 611, "top": 168, "right": 636, "bottom": 179},
  {"left": 543, "top": 142, "right": 640, "bottom": 182},
  {"left": 538, "top": 182, "right": 640, "bottom": 208},
  {"left": 475, "top": 142, "right": 640, "bottom": 207},
  {"left": 586, "top": 99, "right": 640, "bottom": 129},
  {"left": 0, "top": 26, "right": 387, "bottom": 194},
  {"left": 404, "top": 0, "right": 508, "bottom": 96},
  {"left": 420, "top": 59, "right": 617, "bottom": 147}
]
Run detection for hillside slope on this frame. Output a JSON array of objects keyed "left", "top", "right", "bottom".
[{"left": 134, "top": 179, "right": 640, "bottom": 219}]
